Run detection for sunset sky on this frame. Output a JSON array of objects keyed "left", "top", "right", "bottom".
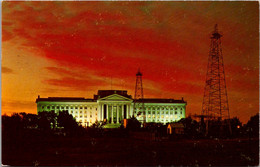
[{"left": 2, "top": 1, "right": 259, "bottom": 124}]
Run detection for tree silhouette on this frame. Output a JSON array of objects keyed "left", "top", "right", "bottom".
[
  {"left": 178, "top": 117, "right": 200, "bottom": 138},
  {"left": 20, "top": 112, "right": 38, "bottom": 129},
  {"left": 57, "top": 110, "right": 79, "bottom": 135},
  {"left": 245, "top": 113, "right": 259, "bottom": 137},
  {"left": 126, "top": 116, "right": 141, "bottom": 131},
  {"left": 38, "top": 111, "right": 56, "bottom": 131},
  {"left": 2, "top": 113, "right": 23, "bottom": 138},
  {"left": 225, "top": 117, "right": 242, "bottom": 137}
]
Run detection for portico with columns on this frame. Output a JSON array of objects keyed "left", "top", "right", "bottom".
[{"left": 97, "top": 94, "right": 132, "bottom": 126}]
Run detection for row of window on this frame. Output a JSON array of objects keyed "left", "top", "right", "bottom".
[
  {"left": 137, "top": 114, "right": 182, "bottom": 119},
  {"left": 139, "top": 107, "right": 184, "bottom": 111},
  {"left": 77, "top": 119, "right": 93, "bottom": 124},
  {"left": 40, "top": 105, "right": 184, "bottom": 111},
  {"left": 135, "top": 111, "right": 183, "bottom": 115},
  {"left": 75, "top": 115, "right": 97, "bottom": 119},
  {"left": 41, "top": 105, "right": 97, "bottom": 110},
  {"left": 72, "top": 112, "right": 97, "bottom": 117},
  {"left": 70, "top": 111, "right": 97, "bottom": 114},
  {"left": 146, "top": 119, "right": 181, "bottom": 122}
]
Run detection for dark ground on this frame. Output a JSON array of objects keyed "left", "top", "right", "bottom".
[{"left": 2, "top": 134, "right": 259, "bottom": 166}]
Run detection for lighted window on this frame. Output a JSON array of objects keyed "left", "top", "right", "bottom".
[
  {"left": 166, "top": 115, "right": 169, "bottom": 118},
  {"left": 148, "top": 115, "right": 151, "bottom": 118},
  {"left": 153, "top": 115, "right": 155, "bottom": 118},
  {"left": 157, "top": 115, "right": 159, "bottom": 118},
  {"left": 161, "top": 115, "right": 164, "bottom": 118}
]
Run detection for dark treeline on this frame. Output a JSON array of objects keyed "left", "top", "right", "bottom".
[
  {"left": 123, "top": 114, "right": 259, "bottom": 139},
  {"left": 2, "top": 112, "right": 259, "bottom": 166},
  {"left": 2, "top": 110, "right": 107, "bottom": 140},
  {"left": 2, "top": 111, "right": 259, "bottom": 140}
]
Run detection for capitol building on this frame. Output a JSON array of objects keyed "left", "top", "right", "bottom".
[{"left": 36, "top": 90, "right": 187, "bottom": 128}]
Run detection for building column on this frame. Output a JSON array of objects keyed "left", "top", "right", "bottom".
[
  {"left": 111, "top": 106, "right": 114, "bottom": 124},
  {"left": 130, "top": 103, "right": 133, "bottom": 118},
  {"left": 155, "top": 106, "right": 158, "bottom": 123},
  {"left": 107, "top": 105, "right": 111, "bottom": 121},
  {"left": 159, "top": 107, "right": 162, "bottom": 123},
  {"left": 121, "top": 104, "right": 124, "bottom": 120},
  {"left": 101, "top": 104, "right": 104, "bottom": 121},
  {"left": 116, "top": 104, "right": 119, "bottom": 123},
  {"left": 97, "top": 104, "right": 100, "bottom": 121},
  {"left": 105, "top": 104, "right": 108, "bottom": 121},
  {"left": 182, "top": 106, "right": 185, "bottom": 118},
  {"left": 126, "top": 104, "right": 129, "bottom": 119},
  {"left": 164, "top": 107, "right": 166, "bottom": 124},
  {"left": 145, "top": 106, "right": 148, "bottom": 122}
]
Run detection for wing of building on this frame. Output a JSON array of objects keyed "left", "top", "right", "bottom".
[{"left": 36, "top": 90, "right": 187, "bottom": 128}]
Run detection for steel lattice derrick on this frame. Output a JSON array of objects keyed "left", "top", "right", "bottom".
[
  {"left": 202, "top": 24, "right": 231, "bottom": 135},
  {"left": 133, "top": 68, "right": 145, "bottom": 124}
]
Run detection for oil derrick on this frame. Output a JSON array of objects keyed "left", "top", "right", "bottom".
[
  {"left": 202, "top": 24, "right": 231, "bottom": 136},
  {"left": 133, "top": 68, "right": 145, "bottom": 124}
]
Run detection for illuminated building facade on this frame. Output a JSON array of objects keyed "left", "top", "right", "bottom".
[{"left": 36, "top": 90, "right": 187, "bottom": 127}]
